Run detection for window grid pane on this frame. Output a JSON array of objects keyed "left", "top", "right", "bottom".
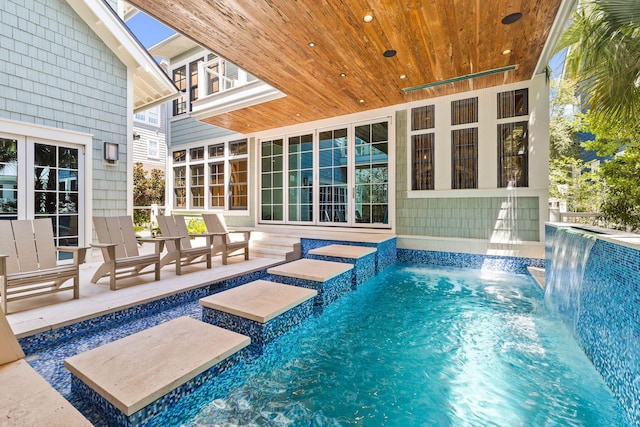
[
  {"left": 209, "top": 162, "right": 225, "bottom": 207},
  {"left": 411, "top": 105, "right": 435, "bottom": 131},
  {"left": 319, "top": 129, "right": 348, "bottom": 223},
  {"left": 412, "top": 134, "right": 434, "bottom": 190},
  {"left": 172, "top": 66, "right": 187, "bottom": 116},
  {"left": 190, "top": 165, "right": 205, "bottom": 208},
  {"left": 498, "top": 122, "right": 529, "bottom": 187},
  {"left": 0, "top": 138, "right": 18, "bottom": 218},
  {"left": 497, "top": 89, "right": 529, "bottom": 119},
  {"left": 451, "top": 97, "right": 478, "bottom": 125},
  {"left": 229, "top": 159, "right": 248, "bottom": 210},
  {"left": 173, "top": 166, "right": 186, "bottom": 208},
  {"left": 261, "top": 139, "right": 284, "bottom": 220},
  {"left": 451, "top": 128, "right": 478, "bottom": 189}
]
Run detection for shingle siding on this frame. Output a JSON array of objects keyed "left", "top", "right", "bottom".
[{"left": 1, "top": 0, "right": 129, "bottom": 217}]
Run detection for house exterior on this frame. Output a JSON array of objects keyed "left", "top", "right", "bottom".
[
  {"left": 0, "top": 0, "right": 178, "bottom": 248},
  {"left": 152, "top": 32, "right": 553, "bottom": 258}
]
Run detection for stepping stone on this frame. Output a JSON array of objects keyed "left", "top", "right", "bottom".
[
  {"left": 267, "top": 259, "right": 353, "bottom": 306},
  {"left": 308, "top": 244, "right": 377, "bottom": 287},
  {"left": 200, "top": 280, "right": 316, "bottom": 349},
  {"left": 64, "top": 316, "right": 249, "bottom": 426}
]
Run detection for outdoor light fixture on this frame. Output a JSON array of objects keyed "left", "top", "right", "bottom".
[
  {"left": 104, "top": 141, "right": 119, "bottom": 164},
  {"left": 383, "top": 49, "right": 397, "bottom": 58},
  {"left": 363, "top": 14, "right": 373, "bottom": 23}
]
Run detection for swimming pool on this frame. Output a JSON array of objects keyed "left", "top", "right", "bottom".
[{"left": 26, "top": 263, "right": 630, "bottom": 426}]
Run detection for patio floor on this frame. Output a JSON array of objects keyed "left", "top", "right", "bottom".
[{"left": 5, "top": 245, "right": 285, "bottom": 339}]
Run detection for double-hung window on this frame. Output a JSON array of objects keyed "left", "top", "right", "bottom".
[
  {"left": 410, "top": 105, "right": 435, "bottom": 190},
  {"left": 497, "top": 89, "right": 529, "bottom": 188},
  {"left": 451, "top": 97, "right": 478, "bottom": 189}
]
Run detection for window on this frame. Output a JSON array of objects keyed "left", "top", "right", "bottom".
[
  {"left": 288, "top": 134, "right": 313, "bottom": 222},
  {"left": 412, "top": 134, "right": 434, "bottom": 190},
  {"left": 209, "top": 162, "right": 224, "bottom": 207},
  {"left": 451, "top": 97, "right": 478, "bottom": 125},
  {"left": 171, "top": 138, "right": 249, "bottom": 211},
  {"left": 261, "top": 139, "right": 284, "bottom": 221},
  {"left": 451, "top": 128, "right": 478, "bottom": 189},
  {"left": 0, "top": 138, "right": 18, "bottom": 219},
  {"left": 410, "top": 104, "right": 435, "bottom": 191},
  {"left": 229, "top": 159, "right": 248, "bottom": 210},
  {"left": 319, "top": 128, "right": 348, "bottom": 223},
  {"left": 172, "top": 66, "right": 187, "bottom": 116},
  {"left": 173, "top": 166, "right": 186, "bottom": 208},
  {"left": 189, "top": 58, "right": 203, "bottom": 110},
  {"left": 190, "top": 164, "right": 205, "bottom": 207},
  {"left": 134, "top": 106, "right": 160, "bottom": 126},
  {"left": 498, "top": 122, "right": 528, "bottom": 187},
  {"left": 147, "top": 140, "right": 159, "bottom": 159},
  {"left": 498, "top": 89, "right": 528, "bottom": 119}
]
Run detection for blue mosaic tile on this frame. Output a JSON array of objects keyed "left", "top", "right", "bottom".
[
  {"left": 546, "top": 224, "right": 640, "bottom": 425},
  {"left": 70, "top": 350, "right": 247, "bottom": 427},
  {"left": 301, "top": 237, "right": 397, "bottom": 274},
  {"left": 396, "top": 248, "right": 544, "bottom": 274},
  {"left": 306, "top": 253, "right": 376, "bottom": 287},
  {"left": 202, "top": 299, "right": 314, "bottom": 353},
  {"left": 267, "top": 272, "right": 352, "bottom": 307},
  {"left": 210, "top": 269, "right": 269, "bottom": 293}
]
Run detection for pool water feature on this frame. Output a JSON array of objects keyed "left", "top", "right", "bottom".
[{"left": 25, "top": 263, "right": 630, "bottom": 426}]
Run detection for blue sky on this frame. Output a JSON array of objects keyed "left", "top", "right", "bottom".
[{"left": 126, "top": 12, "right": 174, "bottom": 49}]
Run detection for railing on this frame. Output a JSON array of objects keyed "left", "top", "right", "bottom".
[{"left": 197, "top": 57, "right": 256, "bottom": 98}]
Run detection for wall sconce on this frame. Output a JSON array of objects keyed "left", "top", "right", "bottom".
[{"left": 104, "top": 141, "right": 119, "bottom": 164}]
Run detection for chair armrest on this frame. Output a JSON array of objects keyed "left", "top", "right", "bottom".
[
  {"left": 188, "top": 232, "right": 225, "bottom": 246},
  {"left": 57, "top": 246, "right": 90, "bottom": 265},
  {"left": 227, "top": 228, "right": 252, "bottom": 240},
  {"left": 90, "top": 242, "right": 117, "bottom": 262},
  {"left": 0, "top": 254, "right": 8, "bottom": 276},
  {"left": 139, "top": 236, "right": 179, "bottom": 253}
]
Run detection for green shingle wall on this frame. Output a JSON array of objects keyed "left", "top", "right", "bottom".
[
  {"left": 0, "top": 0, "right": 128, "bottom": 216},
  {"left": 395, "top": 110, "right": 541, "bottom": 242}
]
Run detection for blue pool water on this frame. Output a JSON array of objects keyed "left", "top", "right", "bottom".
[{"left": 26, "top": 263, "right": 630, "bottom": 426}]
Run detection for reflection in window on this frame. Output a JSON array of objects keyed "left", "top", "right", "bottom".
[
  {"left": 209, "top": 162, "right": 224, "bottom": 207},
  {"left": 319, "top": 128, "right": 348, "bottom": 223},
  {"left": 261, "top": 139, "right": 284, "bottom": 221},
  {"left": 498, "top": 122, "right": 528, "bottom": 187},
  {"left": 172, "top": 66, "right": 187, "bottom": 116},
  {"left": 451, "top": 128, "right": 478, "bottom": 189},
  {"left": 173, "top": 166, "right": 186, "bottom": 208},
  {"left": 411, "top": 104, "right": 435, "bottom": 131},
  {"left": 229, "top": 159, "right": 248, "bottom": 210},
  {"left": 0, "top": 138, "right": 18, "bottom": 218},
  {"left": 355, "top": 122, "right": 389, "bottom": 224},
  {"left": 498, "top": 89, "right": 528, "bottom": 119},
  {"left": 190, "top": 165, "right": 205, "bottom": 207},
  {"left": 288, "top": 134, "right": 313, "bottom": 222},
  {"left": 451, "top": 97, "right": 478, "bottom": 125},
  {"left": 412, "top": 134, "right": 434, "bottom": 190}
]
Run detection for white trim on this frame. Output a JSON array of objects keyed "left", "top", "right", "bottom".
[
  {"left": 396, "top": 235, "right": 545, "bottom": 258},
  {"left": 0, "top": 118, "right": 93, "bottom": 144},
  {"left": 407, "top": 187, "right": 548, "bottom": 198}
]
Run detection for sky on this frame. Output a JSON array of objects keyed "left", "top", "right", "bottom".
[{"left": 125, "top": 12, "right": 174, "bottom": 49}]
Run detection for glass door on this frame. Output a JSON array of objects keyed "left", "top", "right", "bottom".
[
  {"left": 318, "top": 128, "right": 348, "bottom": 225},
  {"left": 287, "top": 133, "right": 314, "bottom": 223},
  {"left": 354, "top": 121, "right": 389, "bottom": 226}
]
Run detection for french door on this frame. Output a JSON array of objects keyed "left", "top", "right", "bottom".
[
  {"left": 260, "top": 119, "right": 389, "bottom": 228},
  {"left": 0, "top": 133, "right": 84, "bottom": 253}
]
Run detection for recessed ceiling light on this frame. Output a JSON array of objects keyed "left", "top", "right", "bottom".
[
  {"left": 383, "top": 49, "right": 397, "bottom": 58},
  {"left": 399, "top": 74, "right": 407, "bottom": 79},
  {"left": 363, "top": 14, "right": 373, "bottom": 23},
  {"left": 308, "top": 41, "right": 316, "bottom": 47},
  {"left": 295, "top": 113, "right": 301, "bottom": 117},
  {"left": 340, "top": 73, "right": 347, "bottom": 77},
  {"left": 502, "top": 49, "right": 512, "bottom": 55},
  {"left": 359, "top": 99, "right": 365, "bottom": 103},
  {"left": 501, "top": 12, "right": 522, "bottom": 25}
]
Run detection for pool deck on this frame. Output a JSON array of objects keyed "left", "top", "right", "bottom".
[{"left": 5, "top": 247, "right": 285, "bottom": 339}]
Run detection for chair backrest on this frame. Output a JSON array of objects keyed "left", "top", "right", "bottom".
[
  {"left": 93, "top": 216, "right": 140, "bottom": 259},
  {"left": 202, "top": 213, "right": 230, "bottom": 245},
  {"left": 157, "top": 215, "right": 192, "bottom": 251},
  {"left": 0, "top": 219, "right": 58, "bottom": 275}
]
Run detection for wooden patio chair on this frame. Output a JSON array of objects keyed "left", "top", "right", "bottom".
[
  {"left": 0, "top": 219, "right": 88, "bottom": 313},
  {"left": 156, "top": 215, "right": 217, "bottom": 275},
  {"left": 202, "top": 213, "right": 251, "bottom": 265},
  {"left": 91, "top": 216, "right": 165, "bottom": 291}
]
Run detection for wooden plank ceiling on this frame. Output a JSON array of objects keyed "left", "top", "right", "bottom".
[{"left": 129, "top": 0, "right": 562, "bottom": 133}]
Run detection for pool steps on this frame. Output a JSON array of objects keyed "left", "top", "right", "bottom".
[
  {"left": 307, "top": 244, "right": 377, "bottom": 287},
  {"left": 201, "top": 280, "right": 316, "bottom": 350},
  {"left": 64, "top": 317, "right": 250, "bottom": 426},
  {"left": 268, "top": 258, "right": 354, "bottom": 306}
]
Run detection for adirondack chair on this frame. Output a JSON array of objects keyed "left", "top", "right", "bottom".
[
  {"left": 91, "top": 216, "right": 165, "bottom": 291},
  {"left": 202, "top": 213, "right": 251, "bottom": 265},
  {"left": 156, "top": 215, "right": 217, "bottom": 275},
  {"left": 0, "top": 219, "right": 88, "bottom": 313}
]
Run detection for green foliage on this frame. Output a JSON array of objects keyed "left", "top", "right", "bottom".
[
  {"left": 600, "top": 148, "right": 640, "bottom": 231},
  {"left": 549, "top": 156, "right": 605, "bottom": 213},
  {"left": 186, "top": 218, "right": 206, "bottom": 234},
  {"left": 133, "top": 162, "right": 165, "bottom": 225}
]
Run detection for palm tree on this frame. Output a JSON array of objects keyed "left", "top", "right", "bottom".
[{"left": 557, "top": 0, "right": 640, "bottom": 129}]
